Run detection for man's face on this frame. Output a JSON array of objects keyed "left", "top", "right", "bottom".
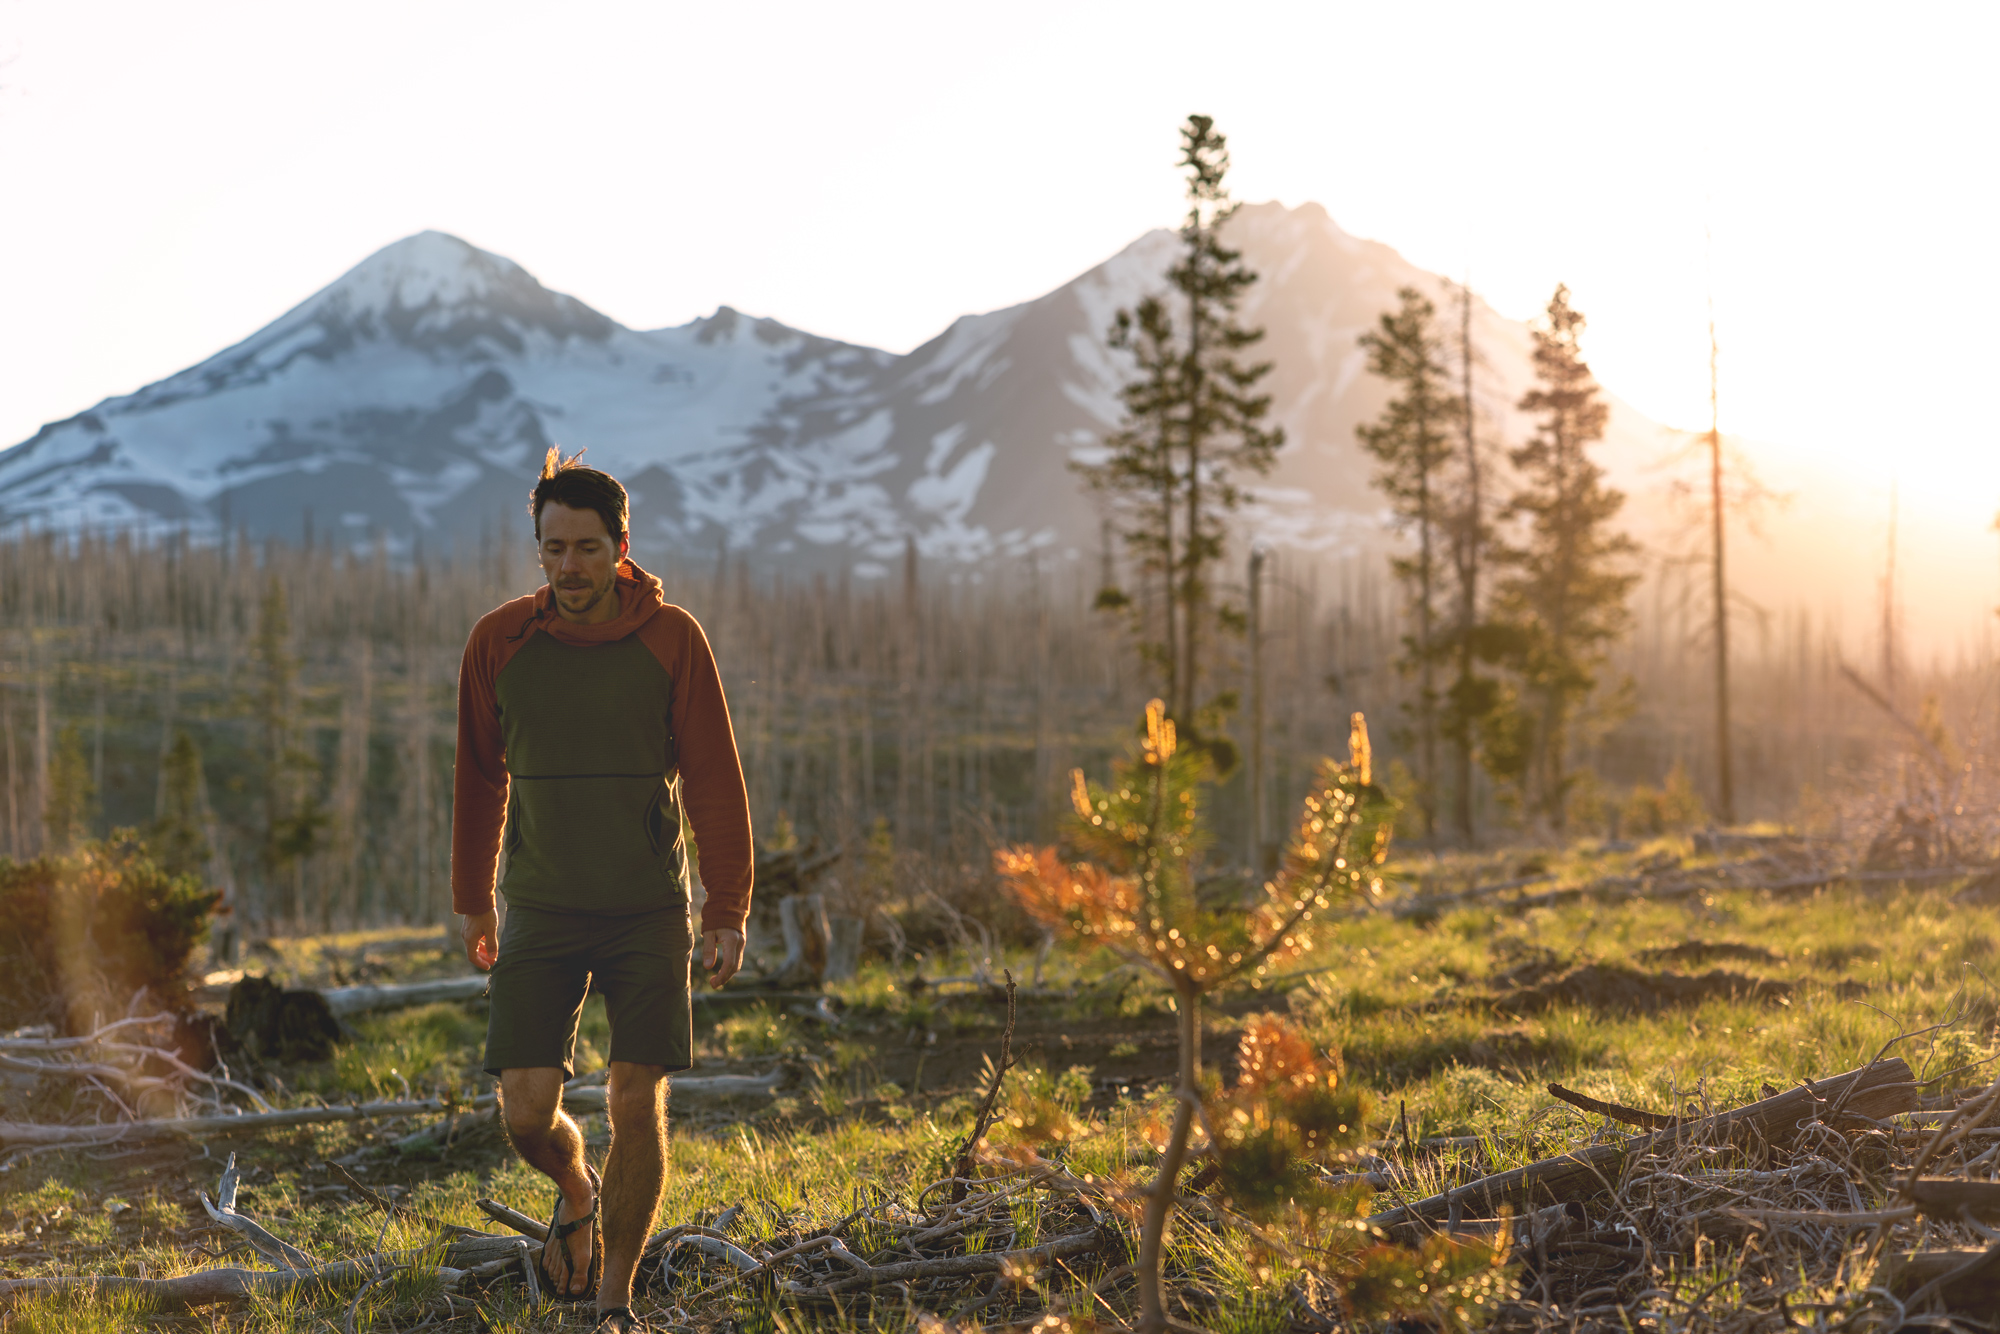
[{"left": 538, "top": 502, "right": 624, "bottom": 623}]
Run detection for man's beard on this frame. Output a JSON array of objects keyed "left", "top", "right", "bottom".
[{"left": 554, "top": 569, "right": 616, "bottom": 615}]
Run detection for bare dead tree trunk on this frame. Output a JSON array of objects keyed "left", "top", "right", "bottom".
[
  {"left": 1453, "top": 277, "right": 1480, "bottom": 845},
  {"left": 1709, "top": 286, "right": 1735, "bottom": 825}
]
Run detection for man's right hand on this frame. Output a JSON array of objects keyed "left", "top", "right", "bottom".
[{"left": 462, "top": 911, "right": 499, "bottom": 971}]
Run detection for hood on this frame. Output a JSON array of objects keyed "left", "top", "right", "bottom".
[{"left": 528, "top": 558, "right": 666, "bottom": 645}]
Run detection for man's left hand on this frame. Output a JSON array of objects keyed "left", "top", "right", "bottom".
[{"left": 701, "top": 929, "right": 745, "bottom": 989}]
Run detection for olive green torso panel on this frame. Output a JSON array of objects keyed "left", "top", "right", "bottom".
[{"left": 495, "top": 632, "right": 687, "bottom": 916}]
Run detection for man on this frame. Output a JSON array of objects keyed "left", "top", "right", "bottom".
[{"left": 453, "top": 449, "right": 753, "bottom": 1334}]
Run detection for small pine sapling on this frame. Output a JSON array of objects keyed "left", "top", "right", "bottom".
[
  {"left": 1207, "top": 1016, "right": 1511, "bottom": 1328},
  {"left": 997, "top": 702, "right": 1397, "bottom": 1333}
]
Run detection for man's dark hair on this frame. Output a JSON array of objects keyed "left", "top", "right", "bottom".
[{"left": 530, "top": 447, "right": 629, "bottom": 547}]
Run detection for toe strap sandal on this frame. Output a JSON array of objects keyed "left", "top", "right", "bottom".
[{"left": 539, "top": 1164, "right": 603, "bottom": 1299}]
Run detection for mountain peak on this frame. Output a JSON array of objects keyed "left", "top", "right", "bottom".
[
  {"left": 284, "top": 229, "right": 618, "bottom": 352},
  {"left": 319, "top": 230, "right": 538, "bottom": 317}
]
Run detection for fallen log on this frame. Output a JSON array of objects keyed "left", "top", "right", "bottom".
[
  {"left": 0, "top": 1156, "right": 527, "bottom": 1310},
  {"left": 561, "top": 1068, "right": 785, "bottom": 1111},
  {"left": 1390, "top": 874, "right": 1556, "bottom": 921},
  {"left": 0, "top": 1096, "right": 465, "bottom": 1147},
  {"left": 1877, "top": 1244, "right": 2000, "bottom": 1310},
  {"left": 0, "top": 1067, "right": 784, "bottom": 1146},
  {"left": 0, "top": 1244, "right": 533, "bottom": 1311},
  {"left": 1905, "top": 1177, "right": 2000, "bottom": 1221},
  {"left": 322, "top": 975, "right": 832, "bottom": 1017},
  {"left": 323, "top": 977, "right": 490, "bottom": 1017},
  {"left": 1365, "top": 1058, "right": 1917, "bottom": 1240}
]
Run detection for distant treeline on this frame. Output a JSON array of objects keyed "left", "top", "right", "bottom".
[{"left": 0, "top": 527, "right": 1977, "bottom": 931}]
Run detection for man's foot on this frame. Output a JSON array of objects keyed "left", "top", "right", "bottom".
[
  {"left": 538, "top": 1167, "right": 599, "bottom": 1298},
  {"left": 592, "top": 1308, "right": 642, "bottom": 1333}
]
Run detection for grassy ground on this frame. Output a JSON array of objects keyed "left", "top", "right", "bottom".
[{"left": 3, "top": 837, "right": 1996, "bottom": 1330}]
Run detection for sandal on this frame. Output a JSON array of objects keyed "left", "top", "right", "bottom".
[
  {"left": 592, "top": 1309, "right": 643, "bottom": 1333},
  {"left": 539, "top": 1164, "right": 602, "bottom": 1299}
]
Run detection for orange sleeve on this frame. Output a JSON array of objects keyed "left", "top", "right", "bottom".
[
  {"left": 645, "top": 607, "right": 755, "bottom": 934},
  {"left": 450, "top": 605, "right": 524, "bottom": 916}
]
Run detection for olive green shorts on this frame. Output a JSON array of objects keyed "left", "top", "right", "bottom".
[{"left": 482, "top": 902, "right": 693, "bottom": 1078}]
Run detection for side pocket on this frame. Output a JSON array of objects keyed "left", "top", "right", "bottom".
[{"left": 503, "top": 788, "right": 522, "bottom": 856}]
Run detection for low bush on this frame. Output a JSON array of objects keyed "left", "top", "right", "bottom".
[{"left": 0, "top": 831, "right": 220, "bottom": 1033}]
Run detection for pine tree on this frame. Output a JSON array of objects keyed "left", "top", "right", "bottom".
[
  {"left": 1441, "top": 278, "right": 1501, "bottom": 845},
  {"left": 1357, "top": 287, "right": 1460, "bottom": 837},
  {"left": 1079, "top": 296, "right": 1183, "bottom": 694},
  {"left": 42, "top": 724, "right": 95, "bottom": 854},
  {"left": 1492, "top": 285, "right": 1639, "bottom": 828},
  {"left": 251, "top": 575, "right": 325, "bottom": 924},
  {"left": 145, "top": 730, "right": 212, "bottom": 879},
  {"left": 1078, "top": 115, "right": 1284, "bottom": 751}
]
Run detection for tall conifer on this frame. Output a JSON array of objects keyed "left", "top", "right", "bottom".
[
  {"left": 146, "top": 730, "right": 212, "bottom": 878},
  {"left": 1079, "top": 115, "right": 1284, "bottom": 750},
  {"left": 1357, "top": 287, "right": 1459, "bottom": 836},
  {"left": 1080, "top": 297, "right": 1183, "bottom": 697},
  {"left": 42, "top": 725, "right": 95, "bottom": 853},
  {"left": 1493, "top": 285, "right": 1638, "bottom": 828},
  {"left": 1442, "top": 278, "right": 1499, "bottom": 844}
]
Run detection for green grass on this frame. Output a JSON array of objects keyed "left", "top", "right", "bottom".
[{"left": 6, "top": 860, "right": 1999, "bottom": 1330}]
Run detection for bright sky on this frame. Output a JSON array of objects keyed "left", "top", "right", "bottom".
[{"left": 3, "top": 1, "right": 1997, "bottom": 544}]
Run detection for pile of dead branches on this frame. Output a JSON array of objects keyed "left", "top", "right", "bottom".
[
  {"left": 1365, "top": 1051, "right": 2000, "bottom": 1330},
  {"left": 0, "top": 1013, "right": 269, "bottom": 1131},
  {"left": 0, "top": 1149, "right": 1125, "bottom": 1328}
]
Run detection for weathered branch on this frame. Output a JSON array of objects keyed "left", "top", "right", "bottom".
[
  {"left": 201, "top": 1154, "right": 322, "bottom": 1271},
  {"left": 0, "top": 1066, "right": 783, "bottom": 1146},
  {"left": 1546, "top": 1083, "right": 1683, "bottom": 1130},
  {"left": 1365, "top": 1058, "right": 1918, "bottom": 1239},
  {"left": 660, "top": 1233, "right": 762, "bottom": 1273},
  {"left": 806, "top": 1228, "right": 1101, "bottom": 1294},
  {"left": 476, "top": 1198, "right": 548, "bottom": 1240},
  {"left": 950, "top": 971, "right": 1018, "bottom": 1202}
]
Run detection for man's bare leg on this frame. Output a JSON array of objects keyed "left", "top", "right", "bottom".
[
  {"left": 498, "top": 1067, "right": 595, "bottom": 1296},
  {"left": 597, "top": 1060, "right": 669, "bottom": 1317}
]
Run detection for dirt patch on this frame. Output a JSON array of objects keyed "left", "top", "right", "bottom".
[
  {"left": 1807, "top": 943, "right": 1881, "bottom": 971},
  {"left": 1487, "top": 945, "right": 1569, "bottom": 990},
  {"left": 1492, "top": 963, "right": 1793, "bottom": 1015},
  {"left": 1467, "top": 1024, "right": 1577, "bottom": 1070},
  {"left": 1636, "top": 940, "right": 1785, "bottom": 967}
]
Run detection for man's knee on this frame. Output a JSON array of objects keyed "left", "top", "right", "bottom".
[
  {"left": 498, "top": 1067, "right": 565, "bottom": 1143},
  {"left": 606, "top": 1062, "right": 668, "bottom": 1128}
]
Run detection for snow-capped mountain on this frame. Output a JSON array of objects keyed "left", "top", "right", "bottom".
[{"left": 0, "top": 206, "right": 1664, "bottom": 573}]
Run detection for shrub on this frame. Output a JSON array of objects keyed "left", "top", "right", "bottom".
[
  {"left": 1621, "top": 761, "right": 1708, "bottom": 836},
  {"left": 0, "top": 831, "right": 220, "bottom": 1033}
]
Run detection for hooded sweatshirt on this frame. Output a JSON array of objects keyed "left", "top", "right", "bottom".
[{"left": 450, "top": 559, "right": 754, "bottom": 933}]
